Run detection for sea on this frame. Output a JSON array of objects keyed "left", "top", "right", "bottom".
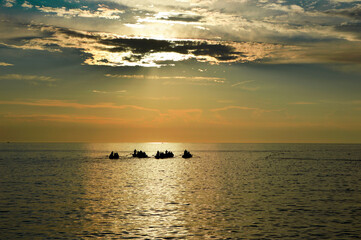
[{"left": 0, "top": 143, "right": 361, "bottom": 239}]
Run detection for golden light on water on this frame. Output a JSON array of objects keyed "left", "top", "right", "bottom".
[{"left": 81, "top": 143, "right": 195, "bottom": 237}]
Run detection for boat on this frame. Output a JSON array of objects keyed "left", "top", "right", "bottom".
[
  {"left": 155, "top": 150, "right": 174, "bottom": 159},
  {"left": 109, "top": 151, "right": 119, "bottom": 159},
  {"left": 182, "top": 150, "right": 192, "bottom": 159},
  {"left": 132, "top": 149, "right": 148, "bottom": 158}
]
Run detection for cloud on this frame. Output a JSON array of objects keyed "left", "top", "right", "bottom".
[
  {"left": 3, "top": 0, "right": 15, "bottom": 7},
  {"left": 210, "top": 105, "right": 281, "bottom": 117},
  {"left": 21, "top": 1, "right": 33, "bottom": 8},
  {"left": 171, "top": 1, "right": 361, "bottom": 44},
  {"left": 0, "top": 36, "right": 62, "bottom": 52},
  {"left": 7, "top": 0, "right": 360, "bottom": 46},
  {"left": 0, "top": 74, "right": 56, "bottom": 81},
  {"left": 97, "top": 36, "right": 258, "bottom": 66},
  {"left": 268, "top": 41, "right": 361, "bottom": 64},
  {"left": 1, "top": 101, "right": 205, "bottom": 126},
  {"left": 324, "top": 5, "right": 361, "bottom": 19},
  {"left": 120, "top": 95, "right": 180, "bottom": 101},
  {"left": 289, "top": 102, "right": 317, "bottom": 105},
  {"left": 1, "top": 25, "right": 285, "bottom": 67},
  {"left": 0, "top": 99, "right": 160, "bottom": 113},
  {"left": 0, "top": 62, "right": 13, "bottom": 66},
  {"left": 92, "top": 89, "right": 127, "bottom": 94},
  {"left": 35, "top": 4, "right": 125, "bottom": 19},
  {"left": 289, "top": 100, "right": 361, "bottom": 105},
  {"left": 105, "top": 73, "right": 225, "bottom": 81},
  {"left": 104, "top": 73, "right": 225, "bottom": 86},
  {"left": 4, "top": 113, "right": 140, "bottom": 125},
  {"left": 329, "top": 0, "right": 361, "bottom": 2},
  {"left": 334, "top": 22, "right": 361, "bottom": 41},
  {"left": 159, "top": 76, "right": 226, "bottom": 85},
  {"left": 210, "top": 105, "right": 260, "bottom": 112},
  {"left": 3, "top": 108, "right": 204, "bottom": 126},
  {"left": 105, "top": 74, "right": 145, "bottom": 79},
  {"left": 319, "top": 99, "right": 361, "bottom": 105},
  {"left": 263, "top": 3, "right": 304, "bottom": 13},
  {"left": 231, "top": 80, "right": 258, "bottom": 91},
  {"left": 138, "top": 12, "right": 203, "bottom": 25},
  {"left": 208, "top": 105, "right": 284, "bottom": 123},
  {"left": 2, "top": 21, "right": 361, "bottom": 68}
]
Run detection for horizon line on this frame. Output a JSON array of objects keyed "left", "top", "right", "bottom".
[{"left": 2, "top": 141, "right": 360, "bottom": 144}]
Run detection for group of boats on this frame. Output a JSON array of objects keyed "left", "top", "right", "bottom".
[{"left": 109, "top": 149, "right": 193, "bottom": 159}]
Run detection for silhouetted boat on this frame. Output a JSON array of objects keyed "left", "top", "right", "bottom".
[
  {"left": 132, "top": 149, "right": 148, "bottom": 158},
  {"left": 155, "top": 150, "right": 174, "bottom": 159},
  {"left": 182, "top": 150, "right": 192, "bottom": 158},
  {"left": 109, "top": 151, "right": 119, "bottom": 159}
]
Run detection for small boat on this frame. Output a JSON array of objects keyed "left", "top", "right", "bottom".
[
  {"left": 182, "top": 150, "right": 192, "bottom": 159},
  {"left": 155, "top": 150, "right": 174, "bottom": 159},
  {"left": 132, "top": 149, "right": 148, "bottom": 158},
  {"left": 109, "top": 151, "right": 119, "bottom": 159}
]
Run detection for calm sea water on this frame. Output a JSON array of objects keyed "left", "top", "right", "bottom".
[{"left": 1, "top": 143, "right": 361, "bottom": 239}]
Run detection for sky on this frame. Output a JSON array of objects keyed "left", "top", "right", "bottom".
[{"left": 0, "top": 0, "right": 360, "bottom": 143}]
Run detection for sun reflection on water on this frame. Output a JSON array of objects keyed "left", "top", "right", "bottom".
[
  {"left": 82, "top": 142, "right": 194, "bottom": 237},
  {"left": 3, "top": 143, "right": 360, "bottom": 238}
]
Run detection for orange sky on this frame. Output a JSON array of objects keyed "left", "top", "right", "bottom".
[{"left": 0, "top": 0, "right": 360, "bottom": 143}]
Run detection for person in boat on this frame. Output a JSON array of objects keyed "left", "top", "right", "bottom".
[
  {"left": 132, "top": 149, "right": 148, "bottom": 158},
  {"left": 109, "top": 151, "right": 119, "bottom": 159},
  {"left": 155, "top": 150, "right": 174, "bottom": 159},
  {"left": 182, "top": 150, "right": 192, "bottom": 158}
]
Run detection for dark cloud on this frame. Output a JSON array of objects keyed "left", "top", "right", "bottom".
[
  {"left": 11, "top": 24, "right": 361, "bottom": 67},
  {"left": 335, "top": 22, "right": 361, "bottom": 40},
  {"left": 101, "top": 38, "right": 173, "bottom": 54},
  {"left": 160, "top": 14, "right": 203, "bottom": 22},
  {"left": 57, "top": 28, "right": 101, "bottom": 40},
  {"left": 1, "top": 24, "right": 251, "bottom": 66},
  {"left": 325, "top": 6, "right": 361, "bottom": 20},
  {"left": 335, "top": 22, "right": 361, "bottom": 32},
  {"left": 99, "top": 36, "right": 240, "bottom": 61}
]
